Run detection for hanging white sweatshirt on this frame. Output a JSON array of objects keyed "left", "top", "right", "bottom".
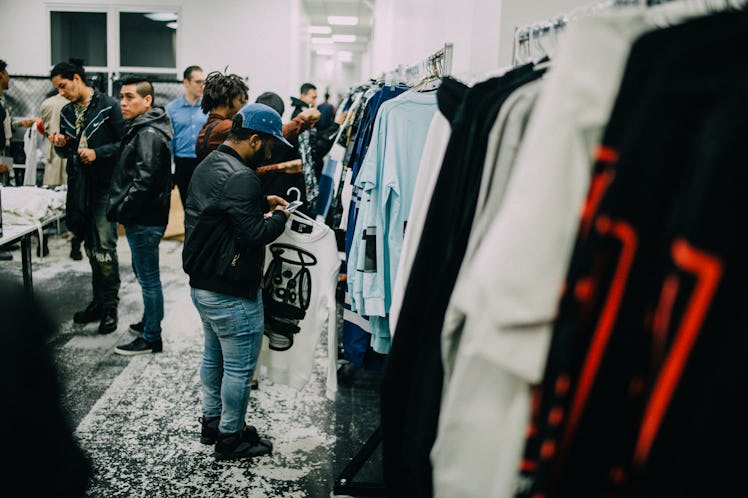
[{"left": 259, "top": 212, "right": 340, "bottom": 400}]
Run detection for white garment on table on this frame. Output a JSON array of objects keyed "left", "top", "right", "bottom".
[
  {"left": 0, "top": 185, "right": 65, "bottom": 223},
  {"left": 259, "top": 212, "right": 340, "bottom": 400}
]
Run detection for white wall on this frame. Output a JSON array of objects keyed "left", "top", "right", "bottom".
[
  {"left": 498, "top": 0, "right": 587, "bottom": 67},
  {"left": 0, "top": 0, "right": 303, "bottom": 111},
  {"left": 367, "top": 0, "right": 588, "bottom": 81},
  {"left": 369, "top": 0, "right": 501, "bottom": 79}
]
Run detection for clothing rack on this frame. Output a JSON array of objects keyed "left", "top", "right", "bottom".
[
  {"left": 332, "top": 42, "right": 453, "bottom": 498},
  {"left": 381, "top": 42, "right": 454, "bottom": 88},
  {"left": 511, "top": 0, "right": 688, "bottom": 65}
]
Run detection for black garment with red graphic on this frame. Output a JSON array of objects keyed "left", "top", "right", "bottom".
[{"left": 517, "top": 10, "right": 748, "bottom": 498}]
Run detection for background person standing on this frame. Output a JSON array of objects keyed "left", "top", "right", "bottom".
[
  {"left": 166, "top": 65, "right": 207, "bottom": 209},
  {"left": 194, "top": 71, "right": 248, "bottom": 162},
  {"left": 40, "top": 89, "right": 82, "bottom": 260},
  {"left": 49, "top": 58, "right": 125, "bottom": 334},
  {"left": 108, "top": 75, "right": 173, "bottom": 355},
  {"left": 290, "top": 82, "right": 317, "bottom": 119}
]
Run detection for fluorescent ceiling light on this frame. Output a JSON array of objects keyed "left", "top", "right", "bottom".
[
  {"left": 166, "top": 22, "right": 178, "bottom": 29},
  {"left": 332, "top": 34, "right": 356, "bottom": 43},
  {"left": 328, "top": 16, "right": 358, "bottom": 26},
  {"left": 143, "top": 13, "right": 178, "bottom": 22},
  {"left": 316, "top": 48, "right": 335, "bottom": 55},
  {"left": 308, "top": 26, "right": 332, "bottom": 34},
  {"left": 311, "top": 37, "right": 334, "bottom": 44}
]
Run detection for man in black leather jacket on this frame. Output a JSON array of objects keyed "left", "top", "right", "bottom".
[
  {"left": 183, "top": 103, "right": 291, "bottom": 461},
  {"left": 107, "top": 75, "right": 173, "bottom": 355},
  {"left": 50, "top": 59, "right": 125, "bottom": 334}
]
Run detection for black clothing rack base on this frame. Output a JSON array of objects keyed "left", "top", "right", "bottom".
[{"left": 333, "top": 425, "right": 387, "bottom": 497}]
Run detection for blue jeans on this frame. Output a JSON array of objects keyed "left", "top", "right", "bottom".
[
  {"left": 124, "top": 224, "right": 166, "bottom": 342},
  {"left": 191, "top": 287, "right": 264, "bottom": 435}
]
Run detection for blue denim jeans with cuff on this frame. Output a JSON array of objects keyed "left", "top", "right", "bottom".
[{"left": 191, "top": 287, "right": 264, "bottom": 435}]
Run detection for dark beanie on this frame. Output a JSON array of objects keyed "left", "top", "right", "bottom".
[{"left": 256, "top": 91, "right": 284, "bottom": 117}]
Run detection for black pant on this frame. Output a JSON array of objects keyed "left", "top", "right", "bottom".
[
  {"left": 85, "top": 191, "right": 120, "bottom": 309},
  {"left": 173, "top": 156, "right": 200, "bottom": 209}
]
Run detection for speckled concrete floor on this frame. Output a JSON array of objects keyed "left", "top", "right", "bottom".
[{"left": 0, "top": 232, "right": 384, "bottom": 498}]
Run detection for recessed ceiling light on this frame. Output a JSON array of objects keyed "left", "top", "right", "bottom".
[
  {"left": 143, "top": 13, "right": 178, "bottom": 22},
  {"left": 308, "top": 26, "right": 332, "bottom": 34},
  {"left": 166, "top": 22, "right": 178, "bottom": 29},
  {"left": 328, "top": 16, "right": 358, "bottom": 26},
  {"left": 311, "top": 37, "right": 334, "bottom": 44},
  {"left": 332, "top": 34, "right": 356, "bottom": 43}
]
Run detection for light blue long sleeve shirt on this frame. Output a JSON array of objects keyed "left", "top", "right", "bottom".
[
  {"left": 352, "top": 90, "right": 438, "bottom": 352},
  {"left": 166, "top": 96, "right": 207, "bottom": 158}
]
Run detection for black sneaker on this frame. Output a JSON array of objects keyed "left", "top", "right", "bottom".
[
  {"left": 73, "top": 302, "right": 103, "bottom": 324},
  {"left": 114, "top": 337, "right": 163, "bottom": 356},
  {"left": 200, "top": 417, "right": 258, "bottom": 446},
  {"left": 199, "top": 416, "right": 220, "bottom": 445},
  {"left": 214, "top": 425, "right": 272, "bottom": 461},
  {"left": 98, "top": 308, "right": 118, "bottom": 335},
  {"left": 129, "top": 322, "right": 144, "bottom": 335}
]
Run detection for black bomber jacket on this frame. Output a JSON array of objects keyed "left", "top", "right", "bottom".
[{"left": 182, "top": 144, "right": 287, "bottom": 298}]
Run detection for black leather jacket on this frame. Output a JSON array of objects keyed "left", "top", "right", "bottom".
[
  {"left": 107, "top": 106, "right": 173, "bottom": 226},
  {"left": 182, "top": 144, "right": 287, "bottom": 298}
]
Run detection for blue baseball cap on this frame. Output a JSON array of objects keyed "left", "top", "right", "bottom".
[{"left": 234, "top": 103, "right": 292, "bottom": 148}]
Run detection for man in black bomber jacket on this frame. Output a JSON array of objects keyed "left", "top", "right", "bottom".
[
  {"left": 183, "top": 103, "right": 292, "bottom": 461},
  {"left": 107, "top": 75, "right": 173, "bottom": 355}
]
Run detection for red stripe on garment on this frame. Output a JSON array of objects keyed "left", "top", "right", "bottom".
[
  {"left": 580, "top": 167, "right": 616, "bottom": 238},
  {"left": 651, "top": 274, "right": 679, "bottom": 367},
  {"left": 561, "top": 217, "right": 638, "bottom": 454},
  {"left": 595, "top": 145, "right": 619, "bottom": 164},
  {"left": 634, "top": 239, "right": 722, "bottom": 465}
]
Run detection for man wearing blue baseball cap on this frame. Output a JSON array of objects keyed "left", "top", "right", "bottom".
[{"left": 182, "top": 103, "right": 292, "bottom": 461}]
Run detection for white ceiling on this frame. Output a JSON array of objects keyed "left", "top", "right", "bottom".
[{"left": 301, "top": 0, "right": 375, "bottom": 53}]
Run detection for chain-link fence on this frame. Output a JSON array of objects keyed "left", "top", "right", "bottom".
[
  {"left": 4, "top": 73, "right": 110, "bottom": 119},
  {"left": 3, "top": 74, "right": 183, "bottom": 186},
  {"left": 7, "top": 74, "right": 183, "bottom": 118}
]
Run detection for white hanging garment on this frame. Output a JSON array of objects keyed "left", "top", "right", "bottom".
[
  {"left": 23, "top": 123, "right": 45, "bottom": 186},
  {"left": 259, "top": 211, "right": 340, "bottom": 400}
]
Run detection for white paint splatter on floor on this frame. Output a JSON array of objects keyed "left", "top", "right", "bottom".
[{"left": 10, "top": 235, "right": 352, "bottom": 497}]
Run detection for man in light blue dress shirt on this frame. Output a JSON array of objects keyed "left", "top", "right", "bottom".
[{"left": 166, "top": 65, "right": 207, "bottom": 208}]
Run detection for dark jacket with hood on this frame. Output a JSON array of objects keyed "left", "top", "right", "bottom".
[
  {"left": 290, "top": 96, "right": 309, "bottom": 119},
  {"left": 182, "top": 144, "right": 287, "bottom": 298},
  {"left": 107, "top": 106, "right": 173, "bottom": 226}
]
